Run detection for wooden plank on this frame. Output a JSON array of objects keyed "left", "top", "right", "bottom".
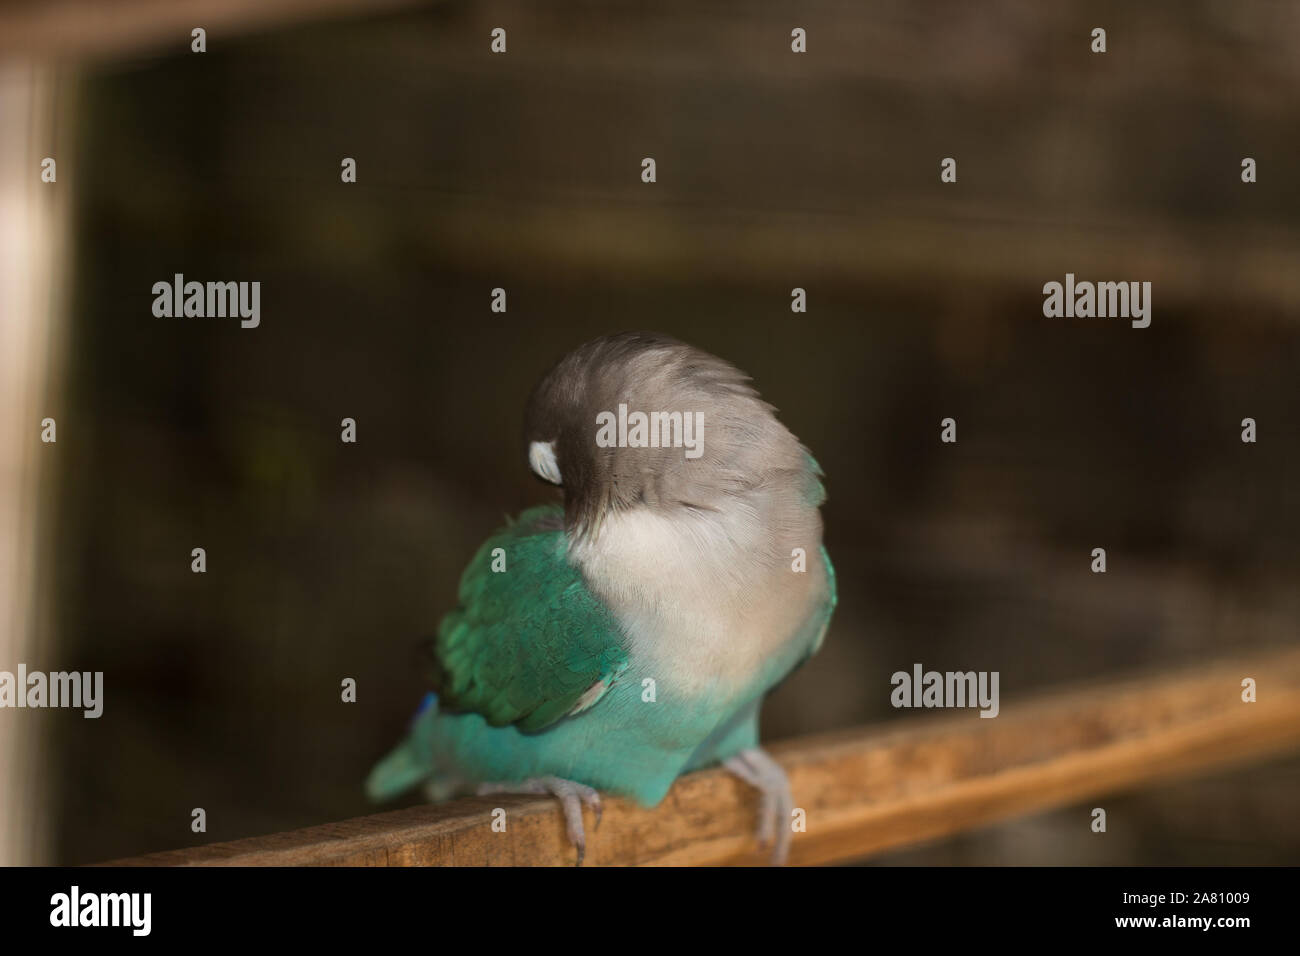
[
  {"left": 103, "top": 647, "right": 1300, "bottom": 866},
  {"left": 0, "top": 0, "right": 427, "bottom": 60}
]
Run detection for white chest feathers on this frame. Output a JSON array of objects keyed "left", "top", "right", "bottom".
[{"left": 569, "top": 505, "right": 824, "bottom": 697}]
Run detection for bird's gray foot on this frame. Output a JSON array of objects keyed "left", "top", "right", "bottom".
[
  {"left": 724, "top": 748, "right": 793, "bottom": 865},
  {"left": 476, "top": 776, "right": 602, "bottom": 866}
]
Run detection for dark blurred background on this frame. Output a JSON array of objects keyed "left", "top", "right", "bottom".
[{"left": 10, "top": 0, "right": 1300, "bottom": 864}]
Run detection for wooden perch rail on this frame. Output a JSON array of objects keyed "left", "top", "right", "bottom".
[{"left": 107, "top": 647, "right": 1300, "bottom": 866}]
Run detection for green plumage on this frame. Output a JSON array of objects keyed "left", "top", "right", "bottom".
[
  {"left": 430, "top": 506, "right": 628, "bottom": 732},
  {"left": 369, "top": 504, "right": 836, "bottom": 807}
]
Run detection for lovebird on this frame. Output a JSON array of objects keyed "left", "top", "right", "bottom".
[{"left": 367, "top": 332, "right": 835, "bottom": 864}]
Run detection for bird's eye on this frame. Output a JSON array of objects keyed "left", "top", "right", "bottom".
[{"left": 528, "top": 441, "right": 562, "bottom": 485}]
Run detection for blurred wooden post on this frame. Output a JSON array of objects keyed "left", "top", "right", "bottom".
[
  {"left": 105, "top": 648, "right": 1300, "bottom": 866},
  {"left": 0, "top": 62, "right": 74, "bottom": 866},
  {"left": 0, "top": 0, "right": 430, "bottom": 871}
]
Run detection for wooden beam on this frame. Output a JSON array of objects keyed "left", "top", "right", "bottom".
[
  {"left": 105, "top": 647, "right": 1300, "bottom": 866},
  {"left": 0, "top": 0, "right": 428, "bottom": 60},
  {"left": 0, "top": 61, "right": 74, "bottom": 866}
]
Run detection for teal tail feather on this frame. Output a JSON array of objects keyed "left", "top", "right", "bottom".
[
  {"left": 365, "top": 693, "right": 438, "bottom": 801},
  {"left": 365, "top": 737, "right": 432, "bottom": 801}
]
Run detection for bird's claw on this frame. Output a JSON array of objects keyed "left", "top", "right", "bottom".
[
  {"left": 477, "top": 776, "right": 602, "bottom": 866},
  {"left": 724, "top": 748, "right": 793, "bottom": 865}
]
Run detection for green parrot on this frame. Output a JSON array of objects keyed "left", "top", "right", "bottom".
[{"left": 368, "top": 332, "right": 836, "bottom": 864}]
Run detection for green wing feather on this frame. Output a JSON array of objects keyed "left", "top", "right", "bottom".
[{"left": 429, "top": 505, "right": 629, "bottom": 733}]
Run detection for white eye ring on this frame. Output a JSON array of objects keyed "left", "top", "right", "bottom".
[{"left": 528, "top": 441, "right": 562, "bottom": 484}]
